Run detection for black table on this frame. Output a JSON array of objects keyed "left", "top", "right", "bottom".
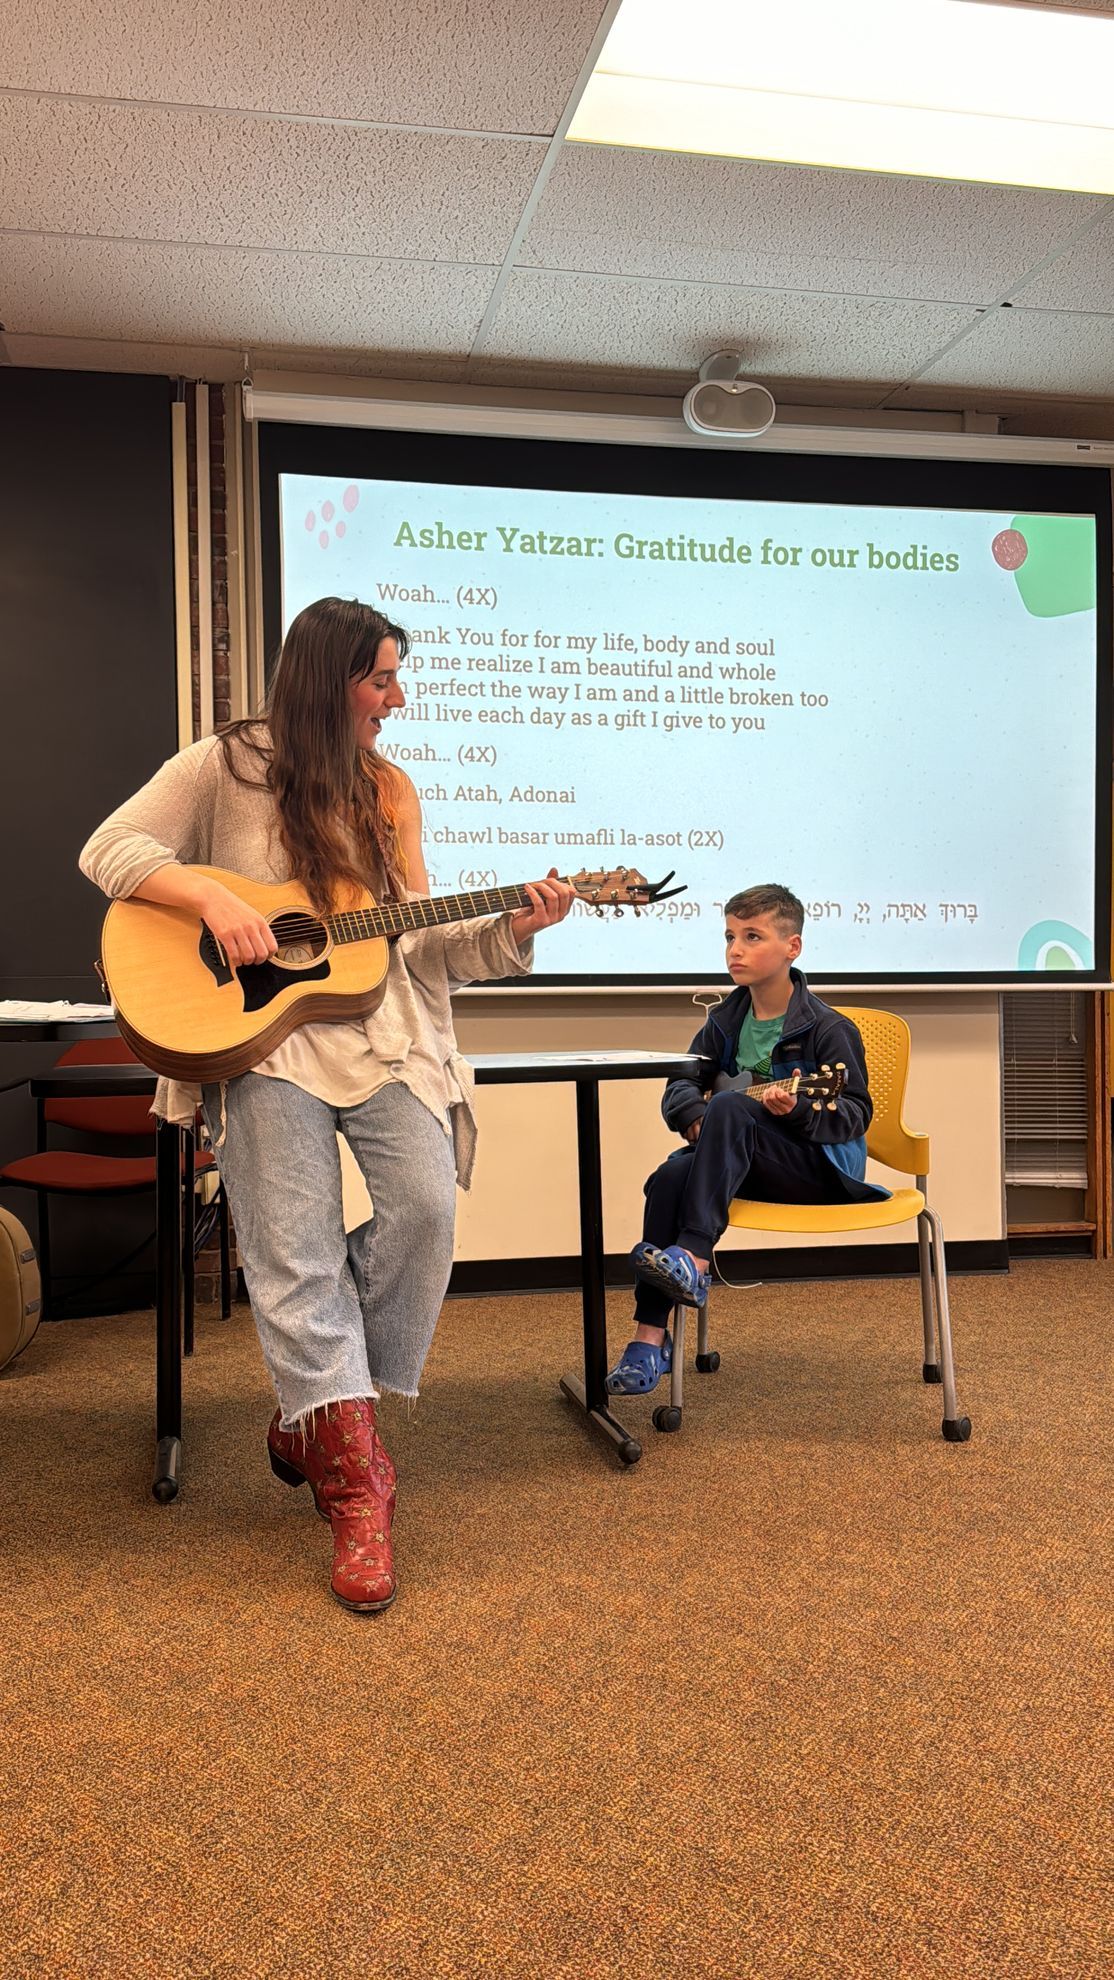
[
  {"left": 21, "top": 1050, "right": 699, "bottom": 1496},
  {"left": 0, "top": 1016, "right": 118, "bottom": 1093},
  {"left": 467, "top": 1052, "right": 700, "bottom": 1467},
  {"left": 0, "top": 1018, "right": 116, "bottom": 1043}
]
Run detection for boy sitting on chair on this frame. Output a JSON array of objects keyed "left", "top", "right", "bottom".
[{"left": 607, "top": 883, "right": 889, "bottom": 1396}]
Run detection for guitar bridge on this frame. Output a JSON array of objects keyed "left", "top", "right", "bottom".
[{"left": 199, "top": 924, "right": 234, "bottom": 987}]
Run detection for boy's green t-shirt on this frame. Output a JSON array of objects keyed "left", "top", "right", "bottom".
[{"left": 735, "top": 1009, "right": 786, "bottom": 1079}]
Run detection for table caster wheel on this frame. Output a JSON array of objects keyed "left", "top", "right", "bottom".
[
  {"left": 942, "top": 1415, "right": 972, "bottom": 1443},
  {"left": 695, "top": 1351, "right": 720, "bottom": 1374}
]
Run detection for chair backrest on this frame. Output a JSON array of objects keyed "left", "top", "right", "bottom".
[
  {"left": 54, "top": 1040, "right": 138, "bottom": 1067},
  {"left": 44, "top": 1037, "right": 152, "bottom": 1138},
  {"left": 831, "top": 1006, "right": 930, "bottom": 1178}
]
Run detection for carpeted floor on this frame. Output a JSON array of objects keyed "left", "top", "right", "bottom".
[{"left": 0, "top": 1258, "right": 1110, "bottom": 1979}]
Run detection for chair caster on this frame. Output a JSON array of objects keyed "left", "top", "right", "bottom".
[
  {"left": 922, "top": 1361, "right": 943, "bottom": 1383},
  {"left": 941, "top": 1415, "right": 972, "bottom": 1443},
  {"left": 618, "top": 1438, "right": 642, "bottom": 1466},
  {"left": 652, "top": 1405, "right": 682, "bottom": 1433},
  {"left": 695, "top": 1351, "right": 720, "bottom": 1374}
]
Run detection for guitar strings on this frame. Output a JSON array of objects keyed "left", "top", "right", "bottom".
[{"left": 240, "top": 881, "right": 643, "bottom": 950}]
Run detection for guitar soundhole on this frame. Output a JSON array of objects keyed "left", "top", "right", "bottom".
[{"left": 269, "top": 912, "right": 329, "bottom": 967}]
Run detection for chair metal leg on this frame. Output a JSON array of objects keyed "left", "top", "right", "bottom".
[
  {"left": 921, "top": 1204, "right": 971, "bottom": 1442},
  {"left": 694, "top": 1288, "right": 721, "bottom": 1375},
  {"left": 651, "top": 1302, "right": 684, "bottom": 1433},
  {"left": 217, "top": 1182, "right": 232, "bottom": 1320},
  {"left": 669, "top": 1302, "right": 686, "bottom": 1412},
  {"left": 661, "top": 1291, "right": 723, "bottom": 1433},
  {"left": 917, "top": 1197, "right": 941, "bottom": 1382},
  {"left": 182, "top": 1129, "right": 195, "bottom": 1359}
]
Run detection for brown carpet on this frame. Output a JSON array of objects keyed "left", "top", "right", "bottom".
[{"left": 0, "top": 1259, "right": 1110, "bottom": 1979}]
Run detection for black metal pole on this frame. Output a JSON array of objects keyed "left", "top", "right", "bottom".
[
  {"left": 153, "top": 1119, "right": 182, "bottom": 1501},
  {"left": 558, "top": 1076, "right": 641, "bottom": 1465}
]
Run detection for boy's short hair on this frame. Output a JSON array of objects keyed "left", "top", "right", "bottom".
[{"left": 723, "top": 884, "right": 805, "bottom": 936}]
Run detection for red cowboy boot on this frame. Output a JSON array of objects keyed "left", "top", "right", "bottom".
[
  {"left": 267, "top": 1398, "right": 397, "bottom": 1614},
  {"left": 268, "top": 1405, "right": 397, "bottom": 1527}
]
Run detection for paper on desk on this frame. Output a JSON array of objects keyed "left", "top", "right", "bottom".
[
  {"left": 0, "top": 999, "right": 114, "bottom": 1021},
  {"left": 510, "top": 1049, "right": 688, "bottom": 1065}
]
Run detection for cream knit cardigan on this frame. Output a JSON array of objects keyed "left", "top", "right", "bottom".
[{"left": 78, "top": 732, "right": 532, "bottom": 1186}]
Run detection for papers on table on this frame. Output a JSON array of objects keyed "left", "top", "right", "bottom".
[{"left": 0, "top": 1000, "right": 114, "bottom": 1022}]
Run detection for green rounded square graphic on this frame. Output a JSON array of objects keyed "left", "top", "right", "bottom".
[{"left": 1009, "top": 514, "right": 1096, "bottom": 619}]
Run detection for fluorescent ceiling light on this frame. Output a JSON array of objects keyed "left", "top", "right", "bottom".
[{"left": 568, "top": 0, "right": 1114, "bottom": 194}]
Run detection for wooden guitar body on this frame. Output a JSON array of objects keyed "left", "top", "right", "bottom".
[
  {"left": 99, "top": 860, "right": 687, "bottom": 1083},
  {"left": 101, "top": 867, "right": 391, "bottom": 1081}
]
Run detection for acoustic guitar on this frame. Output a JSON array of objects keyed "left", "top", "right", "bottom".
[{"left": 99, "top": 865, "right": 685, "bottom": 1081}]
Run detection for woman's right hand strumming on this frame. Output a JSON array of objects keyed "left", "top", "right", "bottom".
[
  {"left": 196, "top": 882, "right": 279, "bottom": 966},
  {"left": 131, "top": 865, "right": 279, "bottom": 966}
]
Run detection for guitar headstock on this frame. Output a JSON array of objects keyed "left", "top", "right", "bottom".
[
  {"left": 569, "top": 867, "right": 687, "bottom": 917},
  {"left": 798, "top": 1063, "right": 847, "bottom": 1111}
]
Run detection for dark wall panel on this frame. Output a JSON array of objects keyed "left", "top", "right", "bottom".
[{"left": 0, "top": 368, "right": 177, "bottom": 999}]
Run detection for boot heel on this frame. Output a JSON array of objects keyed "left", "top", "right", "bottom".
[{"left": 268, "top": 1447, "right": 305, "bottom": 1488}]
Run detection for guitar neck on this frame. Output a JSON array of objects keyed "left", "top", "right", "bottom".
[
  {"left": 743, "top": 1075, "right": 798, "bottom": 1102},
  {"left": 326, "top": 880, "right": 556, "bottom": 945}
]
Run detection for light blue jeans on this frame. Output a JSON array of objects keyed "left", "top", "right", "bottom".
[{"left": 200, "top": 1075, "right": 458, "bottom": 1427}]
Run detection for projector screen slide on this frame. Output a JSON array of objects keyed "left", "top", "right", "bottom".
[{"left": 278, "top": 469, "right": 1102, "bottom": 984}]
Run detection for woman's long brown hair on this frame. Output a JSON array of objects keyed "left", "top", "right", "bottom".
[{"left": 219, "top": 596, "right": 411, "bottom": 911}]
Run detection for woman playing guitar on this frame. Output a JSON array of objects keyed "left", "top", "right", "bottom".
[{"left": 80, "top": 596, "right": 573, "bottom": 1614}]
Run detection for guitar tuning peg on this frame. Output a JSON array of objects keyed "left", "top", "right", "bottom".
[
  {"left": 826, "top": 1100, "right": 837, "bottom": 1111},
  {"left": 612, "top": 904, "right": 622, "bottom": 917},
  {"left": 594, "top": 906, "right": 605, "bottom": 918},
  {"left": 821, "top": 1062, "right": 831, "bottom": 1074},
  {"left": 836, "top": 1061, "right": 846, "bottom": 1070},
  {"left": 632, "top": 904, "right": 642, "bottom": 918},
  {"left": 812, "top": 1100, "right": 822, "bottom": 1113}
]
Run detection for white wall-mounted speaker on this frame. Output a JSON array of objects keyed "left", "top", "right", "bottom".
[{"left": 682, "top": 351, "right": 776, "bottom": 440}]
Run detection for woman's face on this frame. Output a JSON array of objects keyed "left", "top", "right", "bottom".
[{"left": 348, "top": 637, "right": 406, "bottom": 749}]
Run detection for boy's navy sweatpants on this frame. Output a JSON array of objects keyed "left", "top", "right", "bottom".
[{"left": 636, "top": 1089, "right": 879, "bottom": 1328}]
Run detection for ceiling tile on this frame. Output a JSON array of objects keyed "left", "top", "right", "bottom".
[
  {"left": 522, "top": 146, "right": 1102, "bottom": 303},
  {"left": 0, "top": 0, "right": 606, "bottom": 134},
  {"left": 484, "top": 270, "right": 978, "bottom": 386},
  {"left": 1009, "top": 206, "right": 1114, "bottom": 310},
  {"left": 0, "top": 234, "right": 496, "bottom": 353},
  {"left": 0, "top": 97, "right": 544, "bottom": 262},
  {"left": 900, "top": 304, "right": 1114, "bottom": 398}
]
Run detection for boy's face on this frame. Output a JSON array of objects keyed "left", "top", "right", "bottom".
[{"left": 724, "top": 911, "right": 802, "bottom": 987}]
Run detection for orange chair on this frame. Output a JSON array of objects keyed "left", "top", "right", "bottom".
[{"left": 0, "top": 1037, "right": 231, "bottom": 1341}]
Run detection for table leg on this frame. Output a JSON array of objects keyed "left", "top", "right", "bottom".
[
  {"left": 558, "top": 1078, "right": 642, "bottom": 1466},
  {"left": 153, "top": 1119, "right": 182, "bottom": 1502}
]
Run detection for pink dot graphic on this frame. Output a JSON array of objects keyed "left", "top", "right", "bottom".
[
  {"left": 335, "top": 520, "right": 346, "bottom": 539},
  {"left": 305, "top": 510, "right": 316, "bottom": 531},
  {"left": 992, "top": 528, "right": 1028, "bottom": 570},
  {"left": 319, "top": 531, "right": 329, "bottom": 549},
  {"left": 343, "top": 485, "right": 359, "bottom": 513},
  {"left": 321, "top": 500, "right": 335, "bottom": 523}
]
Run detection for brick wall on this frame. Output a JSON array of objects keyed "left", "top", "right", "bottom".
[{"left": 187, "top": 383, "right": 241, "bottom": 1307}]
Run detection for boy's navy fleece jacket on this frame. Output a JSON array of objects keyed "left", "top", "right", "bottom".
[{"left": 663, "top": 968, "right": 885, "bottom": 1190}]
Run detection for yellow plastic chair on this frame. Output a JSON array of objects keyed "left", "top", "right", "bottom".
[{"left": 658, "top": 1007, "right": 971, "bottom": 1444}]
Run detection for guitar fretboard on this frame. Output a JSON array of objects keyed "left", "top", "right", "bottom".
[
  {"left": 743, "top": 1076, "right": 798, "bottom": 1102},
  {"left": 326, "top": 882, "right": 544, "bottom": 944}
]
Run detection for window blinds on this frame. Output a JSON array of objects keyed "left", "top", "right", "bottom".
[{"left": 1002, "top": 991, "right": 1088, "bottom": 1188}]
